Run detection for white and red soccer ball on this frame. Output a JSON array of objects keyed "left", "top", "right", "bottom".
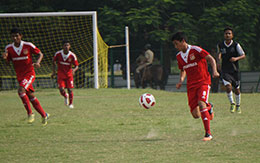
[{"left": 139, "top": 93, "right": 156, "bottom": 109}]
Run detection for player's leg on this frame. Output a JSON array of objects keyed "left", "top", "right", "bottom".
[
  {"left": 208, "top": 103, "right": 214, "bottom": 120},
  {"left": 222, "top": 73, "right": 235, "bottom": 112},
  {"left": 198, "top": 101, "right": 212, "bottom": 140},
  {"left": 27, "top": 91, "right": 46, "bottom": 118},
  {"left": 234, "top": 88, "right": 241, "bottom": 113},
  {"left": 67, "top": 77, "right": 74, "bottom": 109},
  {"left": 18, "top": 77, "right": 35, "bottom": 123},
  {"left": 197, "top": 85, "right": 213, "bottom": 141},
  {"left": 18, "top": 86, "right": 34, "bottom": 123},
  {"left": 68, "top": 88, "right": 74, "bottom": 108},
  {"left": 191, "top": 106, "right": 200, "bottom": 119},
  {"left": 188, "top": 87, "right": 200, "bottom": 119},
  {"left": 190, "top": 103, "right": 213, "bottom": 141},
  {"left": 191, "top": 104, "right": 213, "bottom": 120},
  {"left": 27, "top": 91, "right": 49, "bottom": 126},
  {"left": 188, "top": 87, "right": 201, "bottom": 119},
  {"left": 59, "top": 87, "right": 69, "bottom": 106},
  {"left": 233, "top": 73, "right": 241, "bottom": 113},
  {"left": 188, "top": 86, "right": 212, "bottom": 141},
  {"left": 58, "top": 78, "right": 69, "bottom": 106}
]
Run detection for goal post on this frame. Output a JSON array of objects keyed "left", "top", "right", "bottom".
[
  {"left": 125, "top": 26, "right": 130, "bottom": 89},
  {"left": 108, "top": 26, "right": 131, "bottom": 89},
  {"left": 0, "top": 11, "right": 108, "bottom": 90}
]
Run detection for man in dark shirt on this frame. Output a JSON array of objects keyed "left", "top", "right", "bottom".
[{"left": 217, "top": 27, "right": 246, "bottom": 113}]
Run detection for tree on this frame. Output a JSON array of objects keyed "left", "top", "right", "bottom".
[
  {"left": 198, "top": 0, "right": 260, "bottom": 70},
  {"left": 1, "top": 0, "right": 260, "bottom": 70}
]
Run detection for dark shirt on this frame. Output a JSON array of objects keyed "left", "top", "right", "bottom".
[{"left": 217, "top": 41, "right": 242, "bottom": 73}]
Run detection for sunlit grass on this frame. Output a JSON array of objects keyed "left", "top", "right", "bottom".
[{"left": 0, "top": 89, "right": 259, "bottom": 162}]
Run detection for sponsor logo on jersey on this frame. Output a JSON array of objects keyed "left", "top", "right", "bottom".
[
  {"left": 190, "top": 53, "right": 195, "bottom": 60},
  {"left": 60, "top": 61, "right": 70, "bottom": 65},
  {"left": 23, "top": 49, "right": 29, "bottom": 55},
  {"left": 13, "top": 56, "right": 28, "bottom": 61},
  {"left": 183, "top": 62, "right": 198, "bottom": 69}
]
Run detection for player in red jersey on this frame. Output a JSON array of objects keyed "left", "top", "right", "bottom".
[
  {"left": 52, "top": 40, "right": 79, "bottom": 109},
  {"left": 2, "top": 28, "right": 49, "bottom": 125},
  {"left": 172, "top": 32, "right": 219, "bottom": 141}
]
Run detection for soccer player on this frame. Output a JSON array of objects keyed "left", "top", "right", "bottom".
[
  {"left": 217, "top": 27, "right": 246, "bottom": 113},
  {"left": 52, "top": 40, "right": 79, "bottom": 109},
  {"left": 2, "top": 28, "right": 49, "bottom": 125},
  {"left": 172, "top": 32, "right": 219, "bottom": 141}
]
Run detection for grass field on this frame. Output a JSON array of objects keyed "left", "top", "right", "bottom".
[{"left": 0, "top": 88, "right": 259, "bottom": 163}]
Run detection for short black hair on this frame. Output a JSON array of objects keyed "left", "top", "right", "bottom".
[
  {"left": 62, "top": 39, "right": 70, "bottom": 45},
  {"left": 171, "top": 32, "right": 187, "bottom": 42},
  {"left": 10, "top": 27, "right": 23, "bottom": 35},
  {"left": 224, "top": 26, "right": 233, "bottom": 32}
]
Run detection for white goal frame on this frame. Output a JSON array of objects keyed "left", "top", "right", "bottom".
[{"left": 0, "top": 11, "right": 100, "bottom": 89}]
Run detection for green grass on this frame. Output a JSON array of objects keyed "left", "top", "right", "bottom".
[{"left": 0, "top": 88, "right": 259, "bottom": 163}]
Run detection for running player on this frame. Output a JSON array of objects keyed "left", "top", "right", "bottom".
[
  {"left": 52, "top": 40, "right": 79, "bottom": 109},
  {"left": 172, "top": 32, "right": 219, "bottom": 141},
  {"left": 217, "top": 27, "right": 246, "bottom": 113},
  {"left": 2, "top": 27, "right": 49, "bottom": 125}
]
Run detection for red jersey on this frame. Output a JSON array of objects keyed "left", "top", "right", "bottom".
[
  {"left": 53, "top": 50, "right": 79, "bottom": 78},
  {"left": 176, "top": 45, "right": 211, "bottom": 89},
  {"left": 5, "top": 41, "right": 41, "bottom": 81}
]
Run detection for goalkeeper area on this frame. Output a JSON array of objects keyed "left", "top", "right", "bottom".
[{"left": 0, "top": 11, "right": 108, "bottom": 90}]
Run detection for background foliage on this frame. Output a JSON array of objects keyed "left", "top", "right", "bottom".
[{"left": 1, "top": 0, "right": 260, "bottom": 71}]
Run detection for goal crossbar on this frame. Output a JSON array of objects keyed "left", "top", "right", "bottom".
[{"left": 0, "top": 11, "right": 96, "bottom": 17}]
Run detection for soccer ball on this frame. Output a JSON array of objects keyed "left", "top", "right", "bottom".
[{"left": 139, "top": 93, "right": 156, "bottom": 109}]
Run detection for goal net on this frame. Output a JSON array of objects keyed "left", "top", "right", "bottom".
[{"left": 0, "top": 11, "right": 108, "bottom": 90}]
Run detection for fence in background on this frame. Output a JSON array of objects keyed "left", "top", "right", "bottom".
[
  {"left": 109, "top": 71, "right": 260, "bottom": 93},
  {"left": 1, "top": 71, "right": 260, "bottom": 93}
]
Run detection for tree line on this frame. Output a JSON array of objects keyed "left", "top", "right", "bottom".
[{"left": 1, "top": 0, "right": 260, "bottom": 71}]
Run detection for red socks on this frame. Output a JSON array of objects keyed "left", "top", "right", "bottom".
[
  {"left": 69, "top": 91, "right": 73, "bottom": 105},
  {"left": 30, "top": 97, "right": 46, "bottom": 117},
  {"left": 60, "top": 90, "right": 67, "bottom": 98},
  {"left": 60, "top": 89, "right": 73, "bottom": 105},
  {"left": 18, "top": 92, "right": 32, "bottom": 115},
  {"left": 200, "top": 107, "right": 211, "bottom": 135},
  {"left": 19, "top": 92, "right": 46, "bottom": 117}
]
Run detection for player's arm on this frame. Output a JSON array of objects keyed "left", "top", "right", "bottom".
[
  {"left": 176, "top": 69, "right": 186, "bottom": 89},
  {"left": 205, "top": 55, "right": 220, "bottom": 78},
  {"left": 230, "top": 54, "right": 245, "bottom": 62},
  {"left": 230, "top": 43, "right": 246, "bottom": 62},
  {"left": 72, "top": 55, "right": 79, "bottom": 75},
  {"left": 2, "top": 50, "right": 10, "bottom": 65},
  {"left": 33, "top": 51, "right": 43, "bottom": 68},
  {"left": 72, "top": 65, "right": 79, "bottom": 76}
]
